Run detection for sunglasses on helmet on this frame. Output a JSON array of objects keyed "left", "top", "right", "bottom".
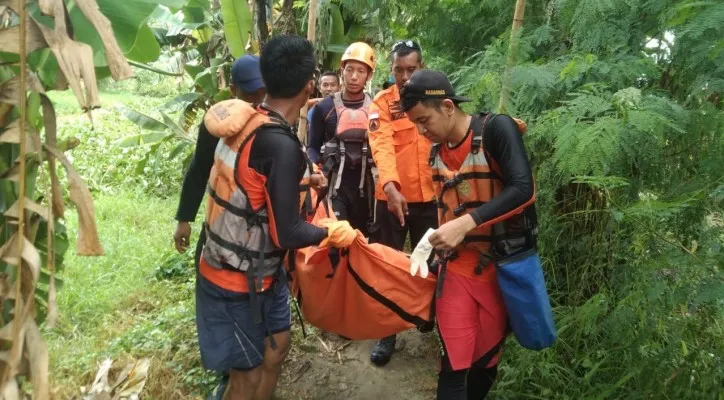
[{"left": 392, "top": 40, "right": 422, "bottom": 53}]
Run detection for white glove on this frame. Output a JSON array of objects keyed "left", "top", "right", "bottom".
[{"left": 410, "top": 228, "right": 435, "bottom": 278}]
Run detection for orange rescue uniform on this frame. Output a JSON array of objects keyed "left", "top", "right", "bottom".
[{"left": 368, "top": 85, "right": 435, "bottom": 202}]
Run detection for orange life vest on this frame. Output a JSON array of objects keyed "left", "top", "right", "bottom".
[
  {"left": 288, "top": 204, "right": 437, "bottom": 339},
  {"left": 430, "top": 113, "right": 533, "bottom": 269},
  {"left": 202, "top": 99, "right": 311, "bottom": 296},
  {"left": 321, "top": 93, "right": 376, "bottom": 198}
]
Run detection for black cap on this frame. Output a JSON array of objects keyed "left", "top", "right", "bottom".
[{"left": 400, "top": 70, "right": 471, "bottom": 111}]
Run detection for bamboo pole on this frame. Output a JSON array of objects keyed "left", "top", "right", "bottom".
[
  {"left": 297, "top": 0, "right": 317, "bottom": 144},
  {"left": 2, "top": 0, "right": 28, "bottom": 387},
  {"left": 497, "top": 0, "right": 526, "bottom": 114}
]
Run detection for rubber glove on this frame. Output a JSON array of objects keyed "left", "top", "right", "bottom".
[
  {"left": 410, "top": 228, "right": 435, "bottom": 278},
  {"left": 318, "top": 219, "right": 356, "bottom": 248}
]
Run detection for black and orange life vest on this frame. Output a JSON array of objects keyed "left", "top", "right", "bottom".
[
  {"left": 202, "top": 100, "right": 311, "bottom": 296},
  {"left": 321, "top": 93, "right": 376, "bottom": 197},
  {"left": 429, "top": 113, "right": 535, "bottom": 266}
]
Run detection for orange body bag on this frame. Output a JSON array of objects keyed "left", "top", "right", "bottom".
[{"left": 288, "top": 205, "right": 437, "bottom": 339}]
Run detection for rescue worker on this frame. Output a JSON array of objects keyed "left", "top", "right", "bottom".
[
  {"left": 172, "top": 55, "right": 266, "bottom": 399},
  {"left": 307, "top": 42, "right": 376, "bottom": 232},
  {"left": 174, "top": 55, "right": 266, "bottom": 266},
  {"left": 400, "top": 70, "right": 537, "bottom": 400},
  {"left": 318, "top": 71, "right": 341, "bottom": 97},
  {"left": 195, "top": 35, "right": 356, "bottom": 400},
  {"left": 367, "top": 40, "right": 438, "bottom": 366},
  {"left": 305, "top": 71, "right": 340, "bottom": 135}
]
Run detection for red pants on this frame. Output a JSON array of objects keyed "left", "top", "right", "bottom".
[{"left": 436, "top": 270, "right": 508, "bottom": 371}]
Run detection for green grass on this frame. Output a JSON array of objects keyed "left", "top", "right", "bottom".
[
  {"left": 43, "top": 87, "right": 216, "bottom": 398},
  {"left": 45, "top": 190, "right": 213, "bottom": 398}
]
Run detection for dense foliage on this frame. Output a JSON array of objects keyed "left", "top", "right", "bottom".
[
  {"left": 4, "top": 0, "right": 722, "bottom": 397},
  {"left": 345, "top": 0, "right": 723, "bottom": 397}
]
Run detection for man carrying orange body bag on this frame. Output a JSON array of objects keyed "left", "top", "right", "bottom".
[
  {"left": 196, "top": 36, "right": 355, "bottom": 400},
  {"left": 400, "top": 70, "right": 556, "bottom": 399}
]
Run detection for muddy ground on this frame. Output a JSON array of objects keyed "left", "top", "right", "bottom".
[{"left": 276, "top": 329, "right": 439, "bottom": 400}]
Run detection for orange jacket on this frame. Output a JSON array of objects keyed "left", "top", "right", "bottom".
[{"left": 368, "top": 85, "right": 435, "bottom": 203}]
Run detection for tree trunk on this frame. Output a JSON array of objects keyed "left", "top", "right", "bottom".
[
  {"left": 297, "top": 0, "right": 317, "bottom": 144},
  {"left": 257, "top": 0, "right": 268, "bottom": 45},
  {"left": 497, "top": 0, "right": 526, "bottom": 114}
]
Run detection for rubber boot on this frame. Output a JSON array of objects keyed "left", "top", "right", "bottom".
[{"left": 370, "top": 335, "right": 396, "bottom": 366}]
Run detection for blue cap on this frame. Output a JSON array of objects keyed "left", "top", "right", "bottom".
[{"left": 231, "top": 55, "right": 265, "bottom": 93}]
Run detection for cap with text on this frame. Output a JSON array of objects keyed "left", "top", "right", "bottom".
[{"left": 400, "top": 70, "right": 470, "bottom": 111}]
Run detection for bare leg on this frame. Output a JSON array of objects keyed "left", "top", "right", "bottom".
[
  {"left": 223, "top": 367, "right": 262, "bottom": 400},
  {"left": 253, "top": 331, "right": 292, "bottom": 400}
]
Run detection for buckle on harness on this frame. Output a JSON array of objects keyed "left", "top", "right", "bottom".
[
  {"left": 453, "top": 205, "right": 465, "bottom": 217},
  {"left": 246, "top": 213, "right": 264, "bottom": 227},
  {"left": 471, "top": 136, "right": 482, "bottom": 154},
  {"left": 475, "top": 253, "right": 493, "bottom": 275},
  {"left": 443, "top": 175, "right": 463, "bottom": 191}
]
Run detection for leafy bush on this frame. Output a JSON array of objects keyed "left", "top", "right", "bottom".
[{"left": 47, "top": 91, "right": 190, "bottom": 198}]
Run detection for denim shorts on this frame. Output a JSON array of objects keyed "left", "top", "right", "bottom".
[{"left": 195, "top": 273, "right": 291, "bottom": 372}]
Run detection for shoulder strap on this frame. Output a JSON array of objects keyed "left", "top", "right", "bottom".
[
  {"left": 429, "top": 143, "right": 441, "bottom": 166},
  {"left": 332, "top": 92, "right": 345, "bottom": 114},
  {"left": 470, "top": 113, "right": 495, "bottom": 154},
  {"left": 362, "top": 93, "right": 372, "bottom": 108}
]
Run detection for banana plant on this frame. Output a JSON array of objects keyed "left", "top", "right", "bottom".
[
  {"left": 114, "top": 105, "right": 196, "bottom": 174},
  {"left": 0, "top": 0, "right": 165, "bottom": 396},
  {"left": 296, "top": 0, "right": 368, "bottom": 71},
  {"left": 118, "top": 0, "right": 257, "bottom": 172}
]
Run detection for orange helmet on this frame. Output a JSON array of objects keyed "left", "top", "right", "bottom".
[{"left": 341, "top": 42, "right": 375, "bottom": 71}]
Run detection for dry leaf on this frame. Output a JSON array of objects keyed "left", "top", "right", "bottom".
[
  {"left": 0, "top": 161, "right": 21, "bottom": 182},
  {"left": 39, "top": 0, "right": 55, "bottom": 15},
  {"left": 45, "top": 269, "right": 58, "bottom": 328},
  {"left": 23, "top": 318, "right": 50, "bottom": 400},
  {"left": 0, "top": 16, "right": 47, "bottom": 54},
  {"left": 25, "top": 214, "right": 41, "bottom": 244},
  {"left": 0, "top": 102, "right": 13, "bottom": 126},
  {"left": 0, "top": 274, "right": 11, "bottom": 300},
  {"left": 0, "top": 378, "right": 20, "bottom": 400},
  {"left": 0, "top": 121, "right": 43, "bottom": 153},
  {"left": 0, "top": 320, "right": 13, "bottom": 342},
  {"left": 73, "top": 0, "right": 133, "bottom": 81},
  {"left": 109, "top": 362, "right": 134, "bottom": 392},
  {"left": 31, "top": 0, "right": 100, "bottom": 110},
  {"left": 113, "top": 358, "right": 150, "bottom": 400},
  {"left": 0, "top": 73, "right": 45, "bottom": 105},
  {"left": 40, "top": 94, "right": 65, "bottom": 218},
  {"left": 0, "top": 315, "right": 27, "bottom": 382},
  {"left": 0, "top": 233, "right": 42, "bottom": 282},
  {"left": 4, "top": 197, "right": 51, "bottom": 221},
  {"left": 45, "top": 145, "right": 103, "bottom": 256},
  {"left": 87, "top": 359, "right": 113, "bottom": 396}
]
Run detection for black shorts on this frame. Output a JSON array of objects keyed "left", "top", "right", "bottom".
[{"left": 195, "top": 273, "right": 291, "bottom": 372}]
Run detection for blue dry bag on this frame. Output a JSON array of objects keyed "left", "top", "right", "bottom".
[{"left": 495, "top": 248, "right": 556, "bottom": 350}]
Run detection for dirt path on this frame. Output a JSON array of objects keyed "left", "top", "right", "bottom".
[{"left": 277, "top": 330, "right": 439, "bottom": 400}]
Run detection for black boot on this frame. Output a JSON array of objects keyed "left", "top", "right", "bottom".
[
  {"left": 370, "top": 335, "right": 396, "bottom": 366},
  {"left": 207, "top": 373, "right": 229, "bottom": 400}
]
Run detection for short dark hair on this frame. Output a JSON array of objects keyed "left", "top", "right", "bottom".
[
  {"left": 260, "top": 35, "right": 316, "bottom": 98},
  {"left": 393, "top": 47, "right": 422, "bottom": 62},
  {"left": 382, "top": 81, "right": 393, "bottom": 90},
  {"left": 320, "top": 71, "right": 339, "bottom": 83},
  {"left": 391, "top": 41, "right": 423, "bottom": 63}
]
